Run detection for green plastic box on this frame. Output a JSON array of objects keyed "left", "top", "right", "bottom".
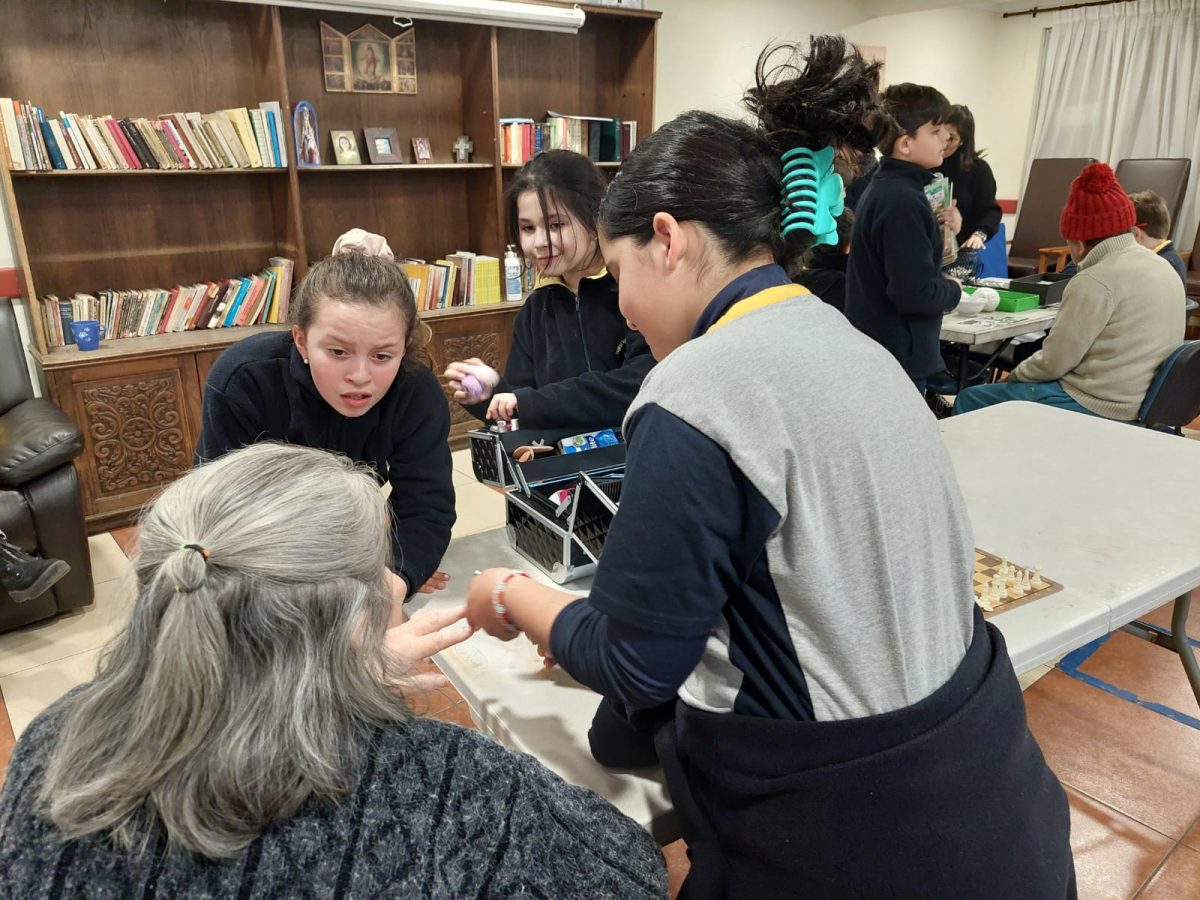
[{"left": 963, "top": 286, "right": 1040, "bottom": 312}]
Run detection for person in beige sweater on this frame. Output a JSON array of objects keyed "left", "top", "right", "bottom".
[{"left": 955, "top": 162, "right": 1184, "bottom": 421}]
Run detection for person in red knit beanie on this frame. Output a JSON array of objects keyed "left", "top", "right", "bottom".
[{"left": 955, "top": 161, "right": 1184, "bottom": 419}]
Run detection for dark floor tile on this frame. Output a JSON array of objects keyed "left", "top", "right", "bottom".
[
  {"left": 1136, "top": 598, "right": 1200, "bottom": 637},
  {"left": 0, "top": 686, "right": 14, "bottom": 793},
  {"left": 1065, "top": 788, "right": 1173, "bottom": 900},
  {"left": 1024, "top": 670, "right": 1200, "bottom": 838},
  {"left": 109, "top": 526, "right": 138, "bottom": 559},
  {"left": 1079, "top": 631, "right": 1200, "bottom": 724},
  {"left": 1136, "top": 844, "right": 1200, "bottom": 898},
  {"left": 431, "top": 701, "right": 478, "bottom": 730},
  {"left": 662, "top": 839, "right": 690, "bottom": 900},
  {"left": 407, "top": 685, "right": 465, "bottom": 718},
  {"left": 1183, "top": 817, "right": 1200, "bottom": 852}
]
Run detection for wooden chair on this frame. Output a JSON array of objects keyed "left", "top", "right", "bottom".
[{"left": 1036, "top": 246, "right": 1071, "bottom": 274}]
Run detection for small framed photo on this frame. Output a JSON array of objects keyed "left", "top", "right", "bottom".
[
  {"left": 331, "top": 130, "right": 362, "bottom": 165},
  {"left": 411, "top": 136, "right": 433, "bottom": 164},
  {"left": 363, "top": 127, "right": 402, "bottom": 164},
  {"left": 293, "top": 101, "right": 320, "bottom": 166}
]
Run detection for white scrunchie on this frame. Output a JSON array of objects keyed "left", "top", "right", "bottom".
[{"left": 331, "top": 228, "right": 395, "bottom": 260}]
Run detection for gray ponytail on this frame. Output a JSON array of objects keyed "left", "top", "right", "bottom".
[{"left": 39, "top": 443, "right": 413, "bottom": 858}]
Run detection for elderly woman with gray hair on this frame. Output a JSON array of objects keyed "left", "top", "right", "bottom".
[{"left": 0, "top": 443, "right": 666, "bottom": 897}]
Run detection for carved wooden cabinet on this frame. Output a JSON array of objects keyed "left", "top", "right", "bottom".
[
  {"left": 425, "top": 305, "right": 517, "bottom": 442},
  {"left": 47, "top": 354, "right": 204, "bottom": 533},
  {"left": 39, "top": 305, "right": 520, "bottom": 531}
]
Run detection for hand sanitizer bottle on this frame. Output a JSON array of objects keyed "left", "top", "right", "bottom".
[{"left": 504, "top": 245, "right": 522, "bottom": 302}]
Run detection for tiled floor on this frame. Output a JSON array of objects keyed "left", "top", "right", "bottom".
[{"left": 2, "top": 446, "right": 1199, "bottom": 898}]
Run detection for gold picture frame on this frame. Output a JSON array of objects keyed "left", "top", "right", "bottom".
[{"left": 322, "top": 22, "right": 417, "bottom": 95}]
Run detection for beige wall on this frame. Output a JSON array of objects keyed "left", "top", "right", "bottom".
[{"left": 652, "top": 1, "right": 1046, "bottom": 203}]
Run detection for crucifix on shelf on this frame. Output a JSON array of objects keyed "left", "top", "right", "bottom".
[{"left": 453, "top": 135, "right": 473, "bottom": 163}]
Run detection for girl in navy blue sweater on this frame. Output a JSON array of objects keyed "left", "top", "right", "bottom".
[
  {"left": 196, "top": 250, "right": 456, "bottom": 612},
  {"left": 464, "top": 37, "right": 1075, "bottom": 899},
  {"left": 444, "top": 151, "right": 653, "bottom": 430}
]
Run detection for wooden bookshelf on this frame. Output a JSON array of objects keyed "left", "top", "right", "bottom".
[{"left": 0, "top": 0, "right": 659, "bottom": 531}]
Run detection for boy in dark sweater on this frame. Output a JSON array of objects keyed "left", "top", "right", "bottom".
[{"left": 845, "top": 84, "right": 963, "bottom": 388}]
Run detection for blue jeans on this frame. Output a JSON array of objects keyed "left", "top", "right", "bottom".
[{"left": 953, "top": 380, "right": 1097, "bottom": 416}]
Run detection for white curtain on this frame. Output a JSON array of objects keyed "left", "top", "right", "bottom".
[{"left": 1026, "top": 0, "right": 1200, "bottom": 248}]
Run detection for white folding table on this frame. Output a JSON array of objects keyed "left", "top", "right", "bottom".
[{"left": 410, "top": 401, "right": 1200, "bottom": 837}]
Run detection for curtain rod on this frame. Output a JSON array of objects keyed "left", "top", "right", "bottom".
[{"left": 1003, "top": 0, "right": 1134, "bottom": 19}]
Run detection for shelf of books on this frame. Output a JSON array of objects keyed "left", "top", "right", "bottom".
[{"left": 0, "top": 0, "right": 658, "bottom": 528}]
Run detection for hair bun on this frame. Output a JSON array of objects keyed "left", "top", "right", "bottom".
[{"left": 745, "top": 35, "right": 882, "bottom": 156}]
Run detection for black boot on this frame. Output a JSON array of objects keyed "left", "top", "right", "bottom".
[{"left": 0, "top": 536, "right": 71, "bottom": 604}]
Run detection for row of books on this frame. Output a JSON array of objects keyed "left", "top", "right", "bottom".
[
  {"left": 0, "top": 99, "right": 288, "bottom": 172},
  {"left": 499, "top": 112, "right": 638, "bottom": 166},
  {"left": 42, "top": 258, "right": 294, "bottom": 348},
  {"left": 401, "top": 252, "right": 503, "bottom": 311}
]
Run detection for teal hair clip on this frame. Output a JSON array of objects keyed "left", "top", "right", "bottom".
[{"left": 780, "top": 146, "right": 844, "bottom": 247}]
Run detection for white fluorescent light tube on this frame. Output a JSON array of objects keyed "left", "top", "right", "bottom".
[{"left": 222, "top": 0, "right": 586, "bottom": 33}]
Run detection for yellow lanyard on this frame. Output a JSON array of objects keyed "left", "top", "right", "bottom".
[{"left": 707, "top": 284, "right": 811, "bottom": 334}]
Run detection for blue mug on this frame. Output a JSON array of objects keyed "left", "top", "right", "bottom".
[{"left": 70, "top": 320, "right": 107, "bottom": 351}]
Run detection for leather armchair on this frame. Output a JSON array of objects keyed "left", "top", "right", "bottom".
[
  {"left": 1008, "top": 158, "right": 1095, "bottom": 277},
  {"left": 0, "top": 297, "right": 92, "bottom": 632}
]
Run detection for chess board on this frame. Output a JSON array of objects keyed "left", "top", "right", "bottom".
[{"left": 973, "top": 548, "right": 1063, "bottom": 618}]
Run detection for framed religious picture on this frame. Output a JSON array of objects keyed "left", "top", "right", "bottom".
[
  {"left": 411, "top": 136, "right": 433, "bottom": 164},
  {"left": 364, "top": 127, "right": 402, "bottom": 164},
  {"left": 293, "top": 101, "right": 320, "bottom": 167},
  {"left": 321, "top": 21, "right": 417, "bottom": 95},
  {"left": 331, "top": 130, "right": 361, "bottom": 165}
]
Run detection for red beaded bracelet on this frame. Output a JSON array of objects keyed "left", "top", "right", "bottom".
[{"left": 492, "top": 570, "right": 528, "bottom": 634}]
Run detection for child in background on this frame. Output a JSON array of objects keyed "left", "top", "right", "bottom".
[
  {"left": 794, "top": 208, "right": 852, "bottom": 312},
  {"left": 1128, "top": 190, "right": 1187, "bottom": 283},
  {"left": 955, "top": 164, "right": 1184, "bottom": 420},
  {"left": 464, "top": 37, "right": 1074, "bottom": 897},
  {"left": 938, "top": 104, "right": 1002, "bottom": 280},
  {"left": 845, "top": 83, "right": 963, "bottom": 389},
  {"left": 195, "top": 239, "right": 455, "bottom": 611},
  {"left": 443, "top": 150, "right": 653, "bottom": 430}
]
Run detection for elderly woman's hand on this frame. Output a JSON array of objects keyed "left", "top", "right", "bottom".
[{"left": 385, "top": 603, "right": 474, "bottom": 692}]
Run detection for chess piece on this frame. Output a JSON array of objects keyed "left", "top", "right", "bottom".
[
  {"left": 1021, "top": 570, "right": 1032, "bottom": 592},
  {"left": 1032, "top": 566, "right": 1046, "bottom": 589}
]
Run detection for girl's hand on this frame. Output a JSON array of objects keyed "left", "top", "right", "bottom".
[
  {"left": 443, "top": 358, "right": 494, "bottom": 403},
  {"left": 417, "top": 571, "right": 450, "bottom": 593},
  {"left": 385, "top": 603, "right": 474, "bottom": 692},
  {"left": 466, "top": 567, "right": 523, "bottom": 640},
  {"left": 487, "top": 392, "right": 518, "bottom": 421},
  {"left": 963, "top": 232, "right": 986, "bottom": 250},
  {"left": 938, "top": 199, "right": 963, "bottom": 235}
]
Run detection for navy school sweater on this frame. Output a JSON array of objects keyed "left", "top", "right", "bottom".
[
  {"left": 194, "top": 332, "right": 455, "bottom": 594},
  {"left": 548, "top": 264, "right": 1074, "bottom": 894},
  {"left": 845, "top": 156, "right": 963, "bottom": 382},
  {"left": 462, "top": 271, "right": 653, "bottom": 429}
]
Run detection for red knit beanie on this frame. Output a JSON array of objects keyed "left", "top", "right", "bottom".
[{"left": 1059, "top": 162, "right": 1135, "bottom": 242}]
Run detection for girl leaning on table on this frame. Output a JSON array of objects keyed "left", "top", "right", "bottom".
[
  {"left": 195, "top": 229, "right": 455, "bottom": 615},
  {"left": 465, "top": 36, "right": 1076, "bottom": 899}
]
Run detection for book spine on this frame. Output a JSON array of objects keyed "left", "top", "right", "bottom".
[
  {"left": 37, "top": 110, "right": 67, "bottom": 169},
  {"left": 118, "top": 118, "right": 157, "bottom": 168},
  {"left": 23, "top": 103, "right": 47, "bottom": 170},
  {"left": 264, "top": 109, "right": 282, "bottom": 167},
  {"left": 104, "top": 118, "right": 140, "bottom": 169},
  {"left": 49, "top": 120, "right": 79, "bottom": 169}
]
